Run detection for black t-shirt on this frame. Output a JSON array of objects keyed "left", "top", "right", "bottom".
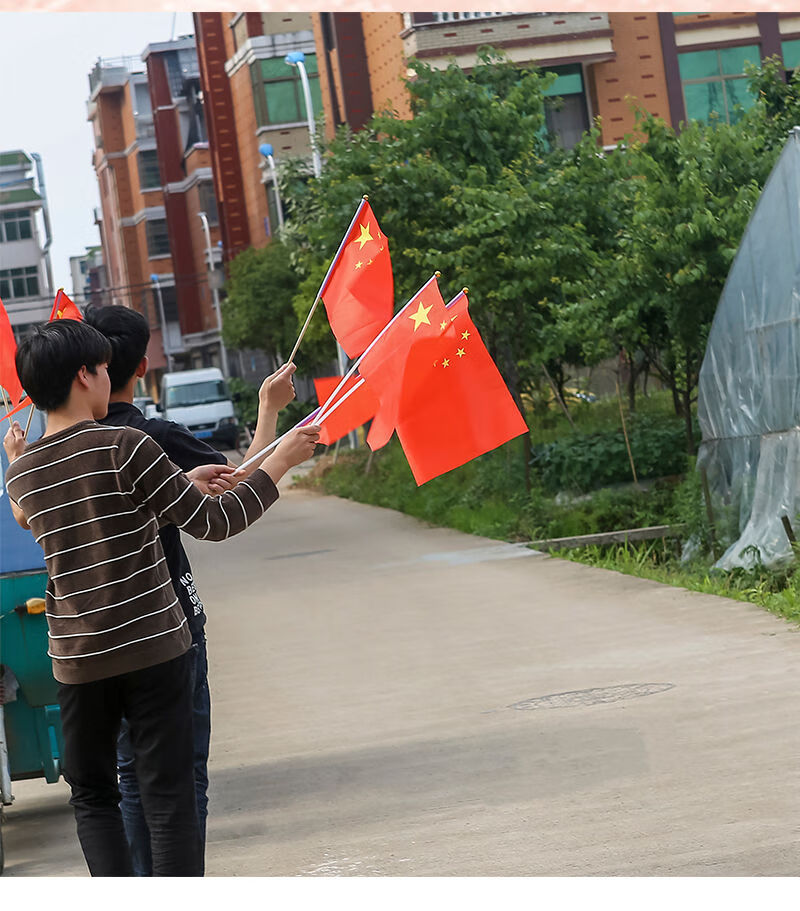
[{"left": 101, "top": 402, "right": 228, "bottom": 640}]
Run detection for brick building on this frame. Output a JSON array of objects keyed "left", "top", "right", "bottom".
[{"left": 87, "top": 38, "right": 225, "bottom": 391}]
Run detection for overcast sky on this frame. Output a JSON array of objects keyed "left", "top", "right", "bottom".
[{"left": 0, "top": 12, "right": 196, "bottom": 293}]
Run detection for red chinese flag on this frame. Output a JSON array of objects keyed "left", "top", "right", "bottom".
[
  {"left": 313, "top": 375, "right": 378, "bottom": 446},
  {"left": 359, "top": 277, "right": 448, "bottom": 452},
  {"left": 49, "top": 288, "right": 83, "bottom": 322},
  {"left": 319, "top": 200, "right": 393, "bottom": 359},
  {"left": 365, "top": 289, "right": 528, "bottom": 485},
  {"left": 0, "top": 297, "right": 24, "bottom": 405}
]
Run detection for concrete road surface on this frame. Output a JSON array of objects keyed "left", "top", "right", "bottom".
[{"left": 3, "top": 470, "right": 799, "bottom": 876}]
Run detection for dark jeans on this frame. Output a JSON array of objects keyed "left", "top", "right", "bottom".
[
  {"left": 118, "top": 636, "right": 211, "bottom": 876},
  {"left": 58, "top": 650, "right": 202, "bottom": 877}
]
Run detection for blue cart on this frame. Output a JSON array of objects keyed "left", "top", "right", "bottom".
[{"left": 0, "top": 406, "right": 63, "bottom": 875}]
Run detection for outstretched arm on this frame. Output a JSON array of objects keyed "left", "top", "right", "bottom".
[{"left": 238, "top": 364, "right": 297, "bottom": 477}]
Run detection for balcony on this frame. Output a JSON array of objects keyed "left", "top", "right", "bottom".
[
  {"left": 402, "top": 12, "right": 614, "bottom": 71},
  {"left": 89, "top": 55, "right": 144, "bottom": 99}
]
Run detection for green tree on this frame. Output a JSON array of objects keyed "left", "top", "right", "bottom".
[{"left": 221, "top": 239, "right": 302, "bottom": 366}]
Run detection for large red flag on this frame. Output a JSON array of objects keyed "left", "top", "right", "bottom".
[
  {"left": 358, "top": 276, "right": 447, "bottom": 452},
  {"left": 319, "top": 200, "right": 393, "bottom": 359},
  {"left": 0, "top": 297, "right": 24, "bottom": 405},
  {"left": 313, "top": 375, "right": 378, "bottom": 446},
  {"left": 360, "top": 287, "right": 528, "bottom": 485},
  {"left": 49, "top": 288, "right": 83, "bottom": 322}
]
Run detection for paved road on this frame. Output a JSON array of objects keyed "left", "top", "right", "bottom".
[{"left": 3, "top": 470, "right": 799, "bottom": 876}]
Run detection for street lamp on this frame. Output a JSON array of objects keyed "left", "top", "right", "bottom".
[
  {"left": 258, "top": 143, "right": 284, "bottom": 232},
  {"left": 150, "top": 273, "right": 174, "bottom": 373},
  {"left": 284, "top": 50, "right": 322, "bottom": 179},
  {"left": 198, "top": 211, "right": 230, "bottom": 378}
]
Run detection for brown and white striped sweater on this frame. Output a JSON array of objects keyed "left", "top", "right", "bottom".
[{"left": 5, "top": 420, "right": 279, "bottom": 685}]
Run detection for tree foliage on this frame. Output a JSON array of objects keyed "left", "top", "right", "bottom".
[{"left": 223, "top": 50, "right": 800, "bottom": 456}]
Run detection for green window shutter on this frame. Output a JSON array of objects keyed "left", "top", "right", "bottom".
[
  {"left": 266, "top": 80, "right": 301, "bottom": 124},
  {"left": 781, "top": 39, "right": 800, "bottom": 70},
  {"left": 719, "top": 44, "right": 759, "bottom": 76},
  {"left": 678, "top": 49, "right": 720, "bottom": 81},
  {"left": 684, "top": 80, "right": 724, "bottom": 122}
]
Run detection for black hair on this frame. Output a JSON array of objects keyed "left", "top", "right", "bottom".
[
  {"left": 83, "top": 305, "right": 150, "bottom": 393},
  {"left": 15, "top": 320, "right": 112, "bottom": 412}
]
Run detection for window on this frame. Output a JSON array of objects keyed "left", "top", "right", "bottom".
[
  {"left": 0, "top": 209, "right": 33, "bottom": 243},
  {"left": 782, "top": 39, "right": 800, "bottom": 76},
  {"left": 138, "top": 150, "right": 161, "bottom": 190},
  {"left": 166, "top": 380, "right": 228, "bottom": 408},
  {"left": 250, "top": 54, "right": 323, "bottom": 127},
  {"left": 0, "top": 266, "right": 40, "bottom": 300},
  {"left": 679, "top": 45, "right": 759, "bottom": 124},
  {"left": 198, "top": 183, "right": 219, "bottom": 226},
  {"left": 146, "top": 219, "right": 170, "bottom": 258},
  {"left": 543, "top": 64, "right": 590, "bottom": 150},
  {"left": 432, "top": 12, "right": 507, "bottom": 22}
]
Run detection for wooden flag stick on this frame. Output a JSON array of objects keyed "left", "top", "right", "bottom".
[
  {"left": 236, "top": 378, "right": 368, "bottom": 474},
  {"left": 1, "top": 386, "right": 9, "bottom": 416},
  {"left": 287, "top": 195, "right": 370, "bottom": 364},
  {"left": 616, "top": 380, "right": 638, "bottom": 485},
  {"left": 23, "top": 404, "right": 36, "bottom": 439}
]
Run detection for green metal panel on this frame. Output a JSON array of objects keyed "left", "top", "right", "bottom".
[{"left": 0, "top": 572, "right": 55, "bottom": 708}]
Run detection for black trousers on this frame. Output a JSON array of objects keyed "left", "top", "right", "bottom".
[{"left": 58, "top": 650, "right": 202, "bottom": 877}]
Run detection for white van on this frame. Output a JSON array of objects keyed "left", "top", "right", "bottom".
[{"left": 158, "top": 367, "right": 239, "bottom": 449}]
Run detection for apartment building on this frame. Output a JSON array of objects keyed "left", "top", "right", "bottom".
[
  {"left": 311, "top": 12, "right": 800, "bottom": 151},
  {"left": 194, "top": 12, "right": 323, "bottom": 262},
  {"left": 87, "top": 38, "right": 224, "bottom": 388},
  {"left": 0, "top": 150, "right": 54, "bottom": 335}
]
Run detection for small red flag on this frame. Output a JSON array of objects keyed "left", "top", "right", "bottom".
[
  {"left": 0, "top": 297, "right": 24, "bottom": 405},
  {"left": 319, "top": 200, "right": 393, "bottom": 359},
  {"left": 360, "top": 285, "right": 527, "bottom": 485},
  {"left": 49, "top": 288, "right": 83, "bottom": 322},
  {"left": 313, "top": 375, "right": 378, "bottom": 446},
  {"left": 358, "top": 277, "right": 448, "bottom": 452},
  {"left": 395, "top": 291, "right": 528, "bottom": 484}
]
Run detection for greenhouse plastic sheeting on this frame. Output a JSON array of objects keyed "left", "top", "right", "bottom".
[{"left": 697, "top": 127, "right": 800, "bottom": 569}]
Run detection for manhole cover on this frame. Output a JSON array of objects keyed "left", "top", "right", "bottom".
[{"left": 509, "top": 683, "right": 675, "bottom": 711}]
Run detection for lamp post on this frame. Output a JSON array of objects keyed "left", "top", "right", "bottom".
[
  {"left": 258, "top": 143, "right": 284, "bottom": 232},
  {"left": 198, "top": 211, "right": 230, "bottom": 378},
  {"left": 285, "top": 48, "right": 350, "bottom": 416},
  {"left": 150, "top": 273, "right": 174, "bottom": 373},
  {"left": 284, "top": 50, "right": 322, "bottom": 179}
]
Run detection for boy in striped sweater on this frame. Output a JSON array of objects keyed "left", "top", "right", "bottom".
[{"left": 3, "top": 319, "right": 319, "bottom": 876}]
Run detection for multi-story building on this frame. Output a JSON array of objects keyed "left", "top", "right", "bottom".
[
  {"left": 312, "top": 12, "right": 800, "bottom": 150},
  {"left": 194, "top": 12, "right": 322, "bottom": 262},
  {"left": 69, "top": 244, "right": 105, "bottom": 306},
  {"left": 87, "top": 38, "right": 225, "bottom": 392},
  {"left": 0, "top": 150, "right": 54, "bottom": 335}
]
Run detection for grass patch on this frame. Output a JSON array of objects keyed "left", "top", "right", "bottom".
[{"left": 559, "top": 540, "right": 800, "bottom": 625}]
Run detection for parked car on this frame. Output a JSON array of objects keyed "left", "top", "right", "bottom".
[{"left": 157, "top": 367, "right": 239, "bottom": 449}]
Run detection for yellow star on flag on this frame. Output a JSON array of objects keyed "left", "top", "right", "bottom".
[
  {"left": 461, "top": 329, "right": 470, "bottom": 340},
  {"left": 356, "top": 223, "right": 373, "bottom": 250},
  {"left": 355, "top": 261, "right": 363, "bottom": 270},
  {"left": 440, "top": 320, "right": 447, "bottom": 331},
  {"left": 456, "top": 348, "right": 466, "bottom": 358},
  {"left": 442, "top": 358, "right": 450, "bottom": 368},
  {"left": 409, "top": 301, "right": 432, "bottom": 331}
]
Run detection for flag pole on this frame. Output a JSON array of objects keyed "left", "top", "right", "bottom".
[
  {"left": 287, "top": 196, "right": 370, "bottom": 364},
  {"left": 235, "top": 378, "right": 367, "bottom": 474},
  {"left": 235, "top": 272, "right": 441, "bottom": 473},
  {"left": 23, "top": 404, "right": 36, "bottom": 439},
  {"left": 1, "top": 386, "right": 9, "bottom": 416}
]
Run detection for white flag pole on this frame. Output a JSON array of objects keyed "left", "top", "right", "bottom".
[
  {"left": 235, "top": 378, "right": 367, "bottom": 474},
  {"left": 236, "top": 272, "right": 442, "bottom": 473},
  {"left": 287, "top": 196, "right": 370, "bottom": 364}
]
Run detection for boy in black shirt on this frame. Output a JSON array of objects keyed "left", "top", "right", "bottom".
[{"left": 84, "top": 305, "right": 296, "bottom": 875}]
